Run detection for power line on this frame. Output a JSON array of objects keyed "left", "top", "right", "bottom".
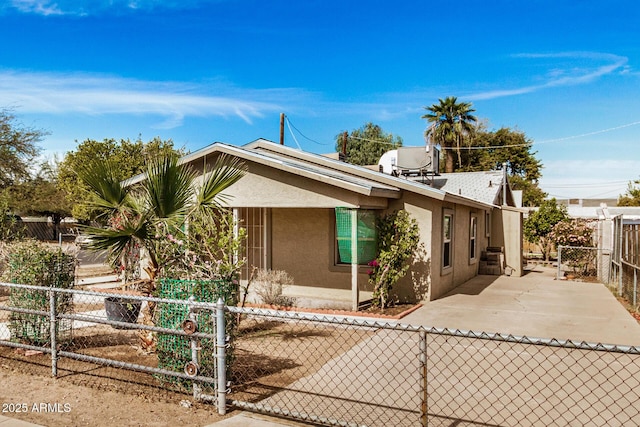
[
  {"left": 542, "top": 180, "right": 630, "bottom": 189},
  {"left": 284, "top": 118, "right": 302, "bottom": 150},
  {"left": 284, "top": 116, "right": 331, "bottom": 146},
  {"left": 537, "top": 120, "right": 640, "bottom": 144},
  {"left": 348, "top": 135, "right": 401, "bottom": 147},
  {"left": 283, "top": 115, "right": 640, "bottom": 152}
]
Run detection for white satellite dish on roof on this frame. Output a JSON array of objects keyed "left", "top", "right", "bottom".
[
  {"left": 377, "top": 150, "right": 398, "bottom": 175},
  {"left": 378, "top": 144, "right": 440, "bottom": 176}
]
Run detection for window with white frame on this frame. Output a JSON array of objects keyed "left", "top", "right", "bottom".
[
  {"left": 470, "top": 214, "right": 478, "bottom": 262},
  {"left": 442, "top": 210, "right": 454, "bottom": 270}
]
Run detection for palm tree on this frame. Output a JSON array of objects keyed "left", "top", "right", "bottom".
[
  {"left": 77, "top": 153, "right": 246, "bottom": 292},
  {"left": 422, "top": 96, "right": 477, "bottom": 173}
]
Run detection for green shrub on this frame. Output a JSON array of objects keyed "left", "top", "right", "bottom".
[
  {"left": 368, "top": 210, "right": 420, "bottom": 308},
  {"left": 4, "top": 241, "right": 76, "bottom": 345}
]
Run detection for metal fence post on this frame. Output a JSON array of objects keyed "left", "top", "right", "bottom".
[
  {"left": 619, "top": 262, "right": 624, "bottom": 296},
  {"left": 556, "top": 246, "right": 563, "bottom": 280},
  {"left": 187, "top": 296, "right": 202, "bottom": 400},
  {"left": 634, "top": 267, "right": 638, "bottom": 308},
  {"left": 419, "top": 330, "right": 428, "bottom": 427},
  {"left": 216, "top": 298, "right": 227, "bottom": 415},
  {"left": 49, "top": 288, "right": 57, "bottom": 377}
]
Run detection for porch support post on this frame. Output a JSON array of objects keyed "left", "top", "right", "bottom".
[
  {"left": 351, "top": 209, "right": 359, "bottom": 311},
  {"left": 232, "top": 208, "right": 239, "bottom": 265}
]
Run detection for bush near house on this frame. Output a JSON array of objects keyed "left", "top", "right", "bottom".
[
  {"left": 524, "top": 198, "right": 568, "bottom": 261},
  {"left": 368, "top": 210, "right": 420, "bottom": 309},
  {"left": 551, "top": 219, "right": 596, "bottom": 277},
  {"left": 3, "top": 240, "right": 76, "bottom": 344}
]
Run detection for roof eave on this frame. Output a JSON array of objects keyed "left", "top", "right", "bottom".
[{"left": 124, "top": 142, "right": 401, "bottom": 199}]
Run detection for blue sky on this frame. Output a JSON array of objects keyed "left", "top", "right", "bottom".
[{"left": 1, "top": 0, "right": 639, "bottom": 200}]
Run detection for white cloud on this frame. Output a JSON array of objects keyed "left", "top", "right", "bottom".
[
  {"left": 6, "top": 0, "right": 214, "bottom": 16},
  {"left": 468, "top": 52, "right": 628, "bottom": 101},
  {"left": 9, "top": 0, "right": 64, "bottom": 16},
  {"left": 0, "top": 70, "right": 289, "bottom": 128}
]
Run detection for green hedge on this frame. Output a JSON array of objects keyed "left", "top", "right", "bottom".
[{"left": 5, "top": 241, "right": 76, "bottom": 345}]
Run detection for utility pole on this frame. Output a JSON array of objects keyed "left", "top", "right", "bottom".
[
  {"left": 342, "top": 131, "right": 348, "bottom": 156},
  {"left": 279, "top": 113, "right": 285, "bottom": 145}
]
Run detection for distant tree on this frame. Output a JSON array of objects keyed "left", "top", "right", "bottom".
[
  {"left": 0, "top": 191, "right": 24, "bottom": 241},
  {"left": 618, "top": 177, "right": 640, "bottom": 206},
  {"left": 508, "top": 175, "right": 546, "bottom": 207},
  {"left": 460, "top": 126, "right": 545, "bottom": 206},
  {"left": 7, "top": 158, "right": 73, "bottom": 240},
  {"left": 422, "top": 97, "right": 477, "bottom": 173},
  {"left": 58, "top": 137, "right": 183, "bottom": 221},
  {"left": 9, "top": 158, "right": 70, "bottom": 216},
  {"left": 0, "top": 109, "right": 45, "bottom": 188},
  {"left": 335, "top": 122, "right": 402, "bottom": 166},
  {"left": 550, "top": 219, "right": 594, "bottom": 248},
  {"left": 524, "top": 198, "right": 568, "bottom": 261}
]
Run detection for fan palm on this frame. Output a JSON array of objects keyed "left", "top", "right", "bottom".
[
  {"left": 422, "top": 96, "right": 477, "bottom": 173},
  {"left": 77, "top": 153, "right": 246, "bottom": 290}
]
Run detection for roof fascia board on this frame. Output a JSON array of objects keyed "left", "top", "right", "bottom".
[
  {"left": 443, "top": 193, "right": 497, "bottom": 210},
  {"left": 248, "top": 141, "right": 451, "bottom": 201},
  {"left": 125, "top": 142, "right": 400, "bottom": 199}
]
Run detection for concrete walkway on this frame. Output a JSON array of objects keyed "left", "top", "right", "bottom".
[
  {"left": 403, "top": 265, "right": 640, "bottom": 346},
  {"left": 212, "top": 265, "right": 640, "bottom": 426}
]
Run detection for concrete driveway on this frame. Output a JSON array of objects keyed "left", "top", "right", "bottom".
[
  {"left": 215, "top": 266, "right": 640, "bottom": 426},
  {"left": 404, "top": 265, "right": 640, "bottom": 346}
]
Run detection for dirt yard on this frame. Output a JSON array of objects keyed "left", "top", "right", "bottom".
[
  {"left": 0, "top": 347, "right": 227, "bottom": 427},
  {"left": 0, "top": 315, "right": 374, "bottom": 427}
]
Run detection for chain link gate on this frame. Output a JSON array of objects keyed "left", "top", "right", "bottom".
[
  {"left": 556, "top": 245, "right": 611, "bottom": 283},
  {"left": 0, "top": 282, "right": 228, "bottom": 413}
]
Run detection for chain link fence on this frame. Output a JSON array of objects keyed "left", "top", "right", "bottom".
[
  {"left": 2, "top": 283, "right": 640, "bottom": 426},
  {"left": 227, "top": 306, "right": 640, "bottom": 427},
  {"left": 556, "top": 245, "right": 611, "bottom": 283},
  {"left": 0, "top": 282, "right": 226, "bottom": 410},
  {"left": 612, "top": 222, "right": 640, "bottom": 311}
]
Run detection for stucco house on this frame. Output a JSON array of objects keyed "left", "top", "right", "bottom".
[{"left": 133, "top": 139, "right": 523, "bottom": 310}]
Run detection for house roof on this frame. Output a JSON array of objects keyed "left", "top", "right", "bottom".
[
  {"left": 244, "top": 140, "right": 503, "bottom": 209},
  {"left": 426, "top": 170, "right": 510, "bottom": 206},
  {"left": 566, "top": 204, "right": 640, "bottom": 221},
  {"left": 125, "top": 139, "right": 509, "bottom": 210}
]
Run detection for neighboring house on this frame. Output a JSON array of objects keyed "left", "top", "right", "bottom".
[
  {"left": 564, "top": 203, "right": 640, "bottom": 250},
  {"left": 130, "top": 139, "right": 523, "bottom": 310}
]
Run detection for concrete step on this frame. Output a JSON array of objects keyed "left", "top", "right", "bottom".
[
  {"left": 77, "top": 275, "right": 120, "bottom": 286},
  {"left": 77, "top": 267, "right": 114, "bottom": 277},
  {"left": 479, "top": 261, "right": 503, "bottom": 275}
]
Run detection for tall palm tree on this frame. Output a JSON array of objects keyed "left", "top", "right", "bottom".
[
  {"left": 77, "top": 153, "right": 246, "bottom": 292},
  {"left": 422, "top": 96, "right": 477, "bottom": 173}
]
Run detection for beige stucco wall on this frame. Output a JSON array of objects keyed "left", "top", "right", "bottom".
[
  {"left": 253, "top": 195, "right": 495, "bottom": 305},
  {"left": 428, "top": 203, "right": 490, "bottom": 300},
  {"left": 490, "top": 207, "right": 523, "bottom": 277},
  {"left": 218, "top": 162, "right": 390, "bottom": 209},
  {"left": 502, "top": 207, "right": 524, "bottom": 277},
  {"left": 386, "top": 194, "right": 434, "bottom": 303},
  {"left": 269, "top": 202, "right": 434, "bottom": 305},
  {"left": 269, "top": 207, "right": 370, "bottom": 293}
]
